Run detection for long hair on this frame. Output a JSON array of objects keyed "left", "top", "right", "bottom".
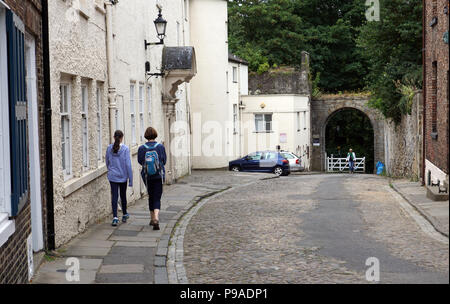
[{"left": 113, "top": 130, "right": 124, "bottom": 153}]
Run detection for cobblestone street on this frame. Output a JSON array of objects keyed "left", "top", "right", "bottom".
[{"left": 183, "top": 174, "right": 449, "bottom": 284}]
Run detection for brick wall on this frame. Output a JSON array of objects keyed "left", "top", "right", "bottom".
[
  {"left": 0, "top": 0, "right": 47, "bottom": 283},
  {"left": 424, "top": 0, "right": 449, "bottom": 176},
  {"left": 0, "top": 204, "right": 31, "bottom": 284}
]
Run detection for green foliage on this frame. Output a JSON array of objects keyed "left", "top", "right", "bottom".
[
  {"left": 228, "top": 0, "right": 423, "bottom": 123},
  {"left": 358, "top": 0, "right": 422, "bottom": 123},
  {"left": 228, "top": 0, "right": 367, "bottom": 92},
  {"left": 311, "top": 71, "right": 322, "bottom": 99}
]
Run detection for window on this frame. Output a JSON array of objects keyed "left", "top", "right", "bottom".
[
  {"left": 247, "top": 152, "right": 263, "bottom": 160},
  {"left": 297, "top": 112, "right": 301, "bottom": 131},
  {"left": 96, "top": 86, "right": 102, "bottom": 162},
  {"left": 303, "top": 111, "right": 307, "bottom": 130},
  {"left": 232, "top": 66, "right": 238, "bottom": 83},
  {"left": 233, "top": 104, "right": 238, "bottom": 134},
  {"left": 0, "top": 5, "right": 11, "bottom": 218},
  {"left": 226, "top": 71, "right": 229, "bottom": 93},
  {"left": 139, "top": 85, "right": 144, "bottom": 142},
  {"left": 184, "top": 0, "right": 188, "bottom": 20},
  {"left": 431, "top": 61, "right": 437, "bottom": 135},
  {"left": 255, "top": 114, "right": 272, "bottom": 132},
  {"left": 176, "top": 21, "right": 181, "bottom": 46},
  {"left": 130, "top": 84, "right": 136, "bottom": 145},
  {"left": 60, "top": 84, "right": 72, "bottom": 178},
  {"left": 147, "top": 85, "right": 152, "bottom": 127},
  {"left": 81, "top": 85, "right": 89, "bottom": 169},
  {"left": 264, "top": 152, "right": 277, "bottom": 160}
]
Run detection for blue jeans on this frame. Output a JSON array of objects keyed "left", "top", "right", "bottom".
[
  {"left": 349, "top": 160, "right": 355, "bottom": 172},
  {"left": 110, "top": 181, "right": 128, "bottom": 218}
]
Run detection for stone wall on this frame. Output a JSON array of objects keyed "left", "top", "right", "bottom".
[
  {"left": 384, "top": 93, "right": 423, "bottom": 179},
  {"left": 248, "top": 51, "right": 311, "bottom": 96},
  {"left": 310, "top": 95, "right": 385, "bottom": 172}
]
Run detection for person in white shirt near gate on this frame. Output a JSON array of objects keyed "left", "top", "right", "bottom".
[{"left": 346, "top": 148, "right": 356, "bottom": 174}]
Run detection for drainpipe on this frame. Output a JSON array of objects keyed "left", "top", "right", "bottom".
[
  {"left": 42, "top": 0, "right": 55, "bottom": 250},
  {"left": 422, "top": 0, "right": 426, "bottom": 185},
  {"left": 105, "top": 0, "right": 116, "bottom": 140}
]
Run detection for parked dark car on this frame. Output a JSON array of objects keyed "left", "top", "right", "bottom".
[{"left": 229, "top": 151, "right": 290, "bottom": 176}]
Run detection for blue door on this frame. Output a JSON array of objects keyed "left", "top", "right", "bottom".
[{"left": 242, "top": 152, "right": 262, "bottom": 171}]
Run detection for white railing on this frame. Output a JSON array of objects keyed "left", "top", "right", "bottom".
[{"left": 326, "top": 154, "right": 366, "bottom": 173}]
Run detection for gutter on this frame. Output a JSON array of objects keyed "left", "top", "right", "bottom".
[
  {"left": 421, "top": 0, "right": 426, "bottom": 186},
  {"left": 105, "top": 0, "right": 116, "bottom": 141},
  {"left": 41, "top": 0, "right": 55, "bottom": 250}
]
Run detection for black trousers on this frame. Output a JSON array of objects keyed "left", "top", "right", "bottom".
[
  {"left": 110, "top": 181, "right": 127, "bottom": 218},
  {"left": 147, "top": 178, "right": 163, "bottom": 211}
]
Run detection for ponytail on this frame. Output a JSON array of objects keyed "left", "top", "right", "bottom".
[{"left": 113, "top": 130, "right": 124, "bottom": 153}]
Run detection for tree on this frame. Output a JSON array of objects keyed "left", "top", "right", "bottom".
[
  {"left": 357, "top": 0, "right": 422, "bottom": 123},
  {"left": 228, "top": 0, "right": 367, "bottom": 92}
]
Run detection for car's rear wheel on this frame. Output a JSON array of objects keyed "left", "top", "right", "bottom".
[
  {"left": 274, "top": 166, "right": 283, "bottom": 176},
  {"left": 230, "top": 165, "right": 240, "bottom": 172}
]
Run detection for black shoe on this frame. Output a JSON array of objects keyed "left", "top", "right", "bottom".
[{"left": 153, "top": 220, "right": 160, "bottom": 231}]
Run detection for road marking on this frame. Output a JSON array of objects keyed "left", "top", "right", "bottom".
[{"left": 386, "top": 186, "right": 448, "bottom": 245}]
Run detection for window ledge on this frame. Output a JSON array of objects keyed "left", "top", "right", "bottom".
[
  {"left": 64, "top": 165, "right": 107, "bottom": 198},
  {"left": 0, "top": 213, "right": 15, "bottom": 247},
  {"left": 253, "top": 131, "right": 274, "bottom": 133}
]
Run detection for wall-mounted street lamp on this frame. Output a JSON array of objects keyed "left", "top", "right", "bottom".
[{"left": 145, "top": 7, "right": 167, "bottom": 50}]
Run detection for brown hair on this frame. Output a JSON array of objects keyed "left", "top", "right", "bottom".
[
  {"left": 113, "top": 130, "right": 124, "bottom": 153},
  {"left": 144, "top": 127, "right": 158, "bottom": 140}
]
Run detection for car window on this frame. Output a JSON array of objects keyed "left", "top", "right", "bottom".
[
  {"left": 266, "top": 152, "right": 277, "bottom": 160},
  {"left": 281, "top": 153, "right": 295, "bottom": 159},
  {"left": 248, "top": 152, "right": 262, "bottom": 160}
]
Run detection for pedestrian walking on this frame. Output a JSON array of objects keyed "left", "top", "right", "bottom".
[
  {"left": 346, "top": 148, "right": 356, "bottom": 174},
  {"left": 138, "top": 127, "right": 167, "bottom": 230},
  {"left": 105, "top": 130, "right": 133, "bottom": 226}
]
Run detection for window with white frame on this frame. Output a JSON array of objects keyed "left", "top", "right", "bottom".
[
  {"left": 232, "top": 66, "right": 238, "bottom": 83},
  {"left": 176, "top": 21, "right": 181, "bottom": 46},
  {"left": 81, "top": 85, "right": 89, "bottom": 169},
  {"left": 297, "top": 112, "right": 301, "bottom": 131},
  {"left": 255, "top": 114, "right": 272, "bottom": 132},
  {"left": 233, "top": 104, "right": 238, "bottom": 134},
  {"left": 139, "top": 85, "right": 144, "bottom": 142},
  {"left": 147, "top": 85, "right": 152, "bottom": 127},
  {"left": 0, "top": 5, "right": 11, "bottom": 217},
  {"left": 226, "top": 71, "right": 229, "bottom": 93},
  {"left": 60, "top": 84, "right": 72, "bottom": 179},
  {"left": 303, "top": 111, "right": 307, "bottom": 130},
  {"left": 96, "top": 86, "right": 102, "bottom": 162},
  {"left": 130, "top": 84, "right": 136, "bottom": 145}
]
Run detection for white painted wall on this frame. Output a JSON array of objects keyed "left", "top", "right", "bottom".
[
  {"left": 240, "top": 94, "right": 311, "bottom": 169},
  {"left": 425, "top": 159, "right": 448, "bottom": 186},
  {"left": 112, "top": 0, "right": 192, "bottom": 187},
  {"left": 189, "top": 0, "right": 229, "bottom": 168},
  {"left": 49, "top": 0, "right": 193, "bottom": 247}
]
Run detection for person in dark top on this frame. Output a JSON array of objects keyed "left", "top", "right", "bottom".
[{"left": 138, "top": 127, "right": 167, "bottom": 230}]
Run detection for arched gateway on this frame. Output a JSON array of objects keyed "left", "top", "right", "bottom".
[{"left": 310, "top": 96, "right": 385, "bottom": 172}]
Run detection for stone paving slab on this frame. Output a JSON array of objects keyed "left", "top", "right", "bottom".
[
  {"left": 99, "top": 264, "right": 145, "bottom": 274},
  {"left": 392, "top": 180, "right": 449, "bottom": 237},
  {"left": 32, "top": 170, "right": 276, "bottom": 284}
]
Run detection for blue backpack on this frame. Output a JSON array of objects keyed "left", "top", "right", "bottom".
[{"left": 144, "top": 143, "right": 162, "bottom": 178}]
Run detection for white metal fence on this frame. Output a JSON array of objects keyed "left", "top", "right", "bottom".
[{"left": 326, "top": 154, "right": 366, "bottom": 173}]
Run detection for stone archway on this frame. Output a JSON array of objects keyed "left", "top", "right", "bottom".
[{"left": 310, "top": 96, "right": 385, "bottom": 172}]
